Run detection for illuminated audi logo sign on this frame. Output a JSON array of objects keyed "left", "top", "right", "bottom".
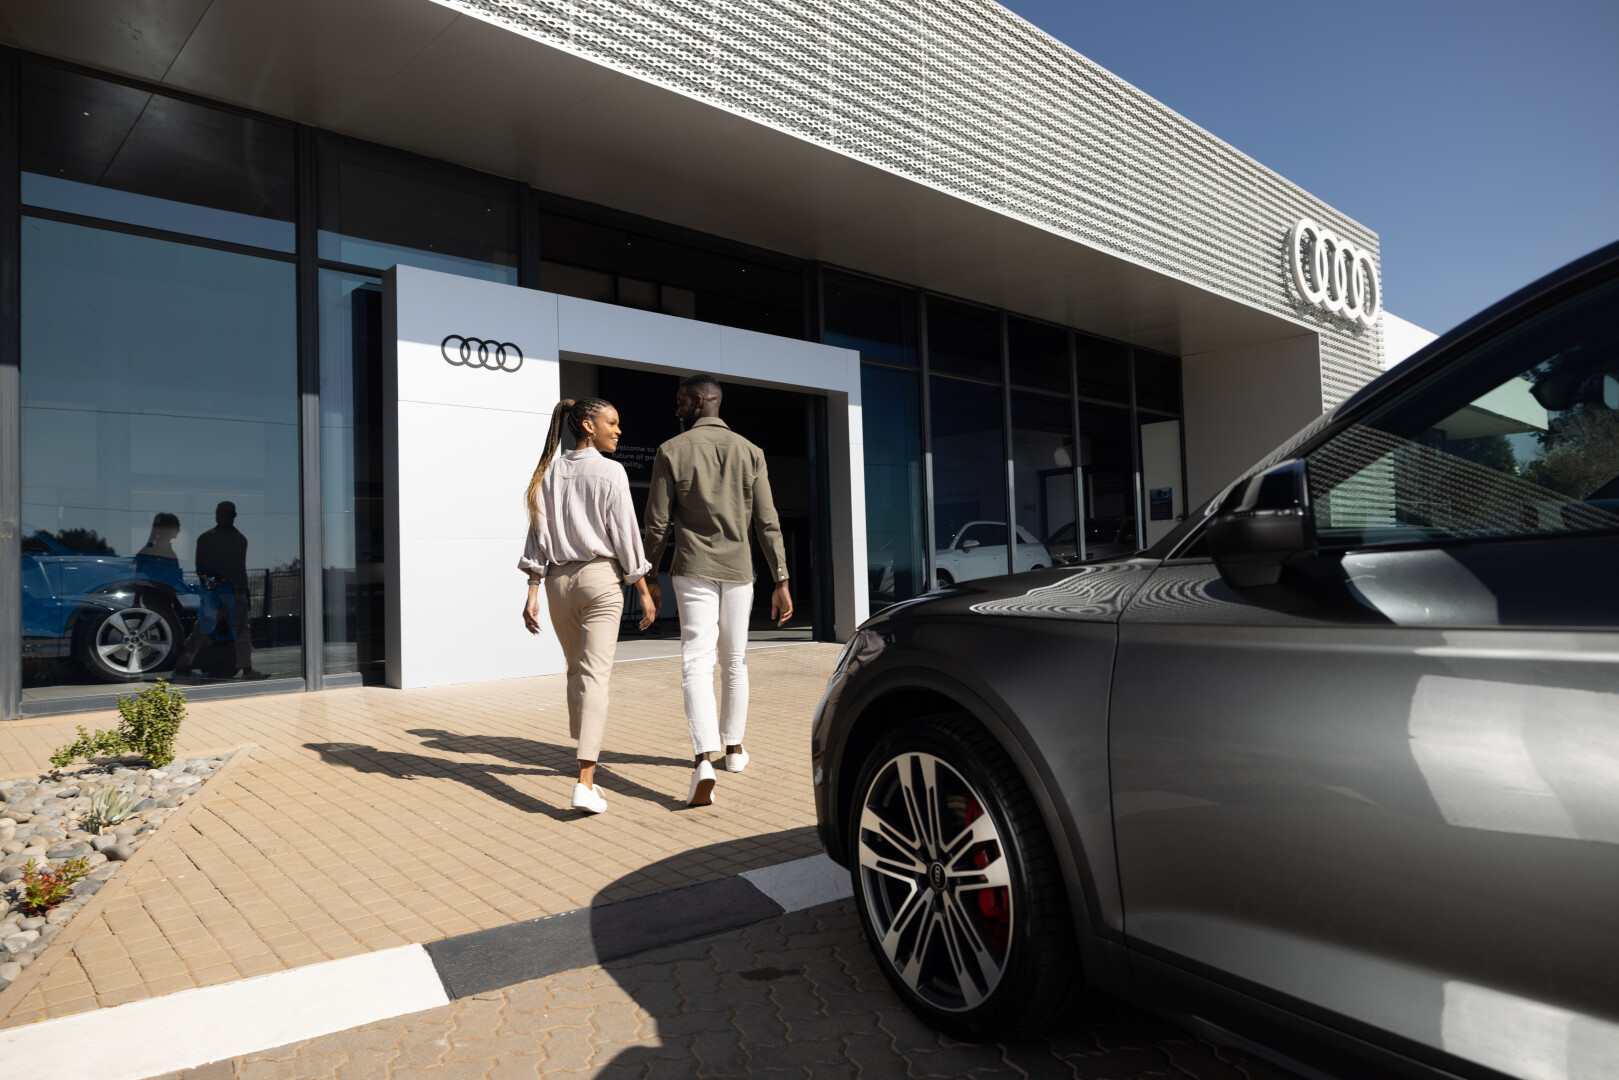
[
  {"left": 441, "top": 335, "right": 524, "bottom": 372},
  {"left": 1287, "top": 218, "right": 1381, "bottom": 327}
]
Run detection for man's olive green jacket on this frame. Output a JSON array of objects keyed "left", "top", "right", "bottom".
[{"left": 643, "top": 417, "right": 788, "bottom": 585}]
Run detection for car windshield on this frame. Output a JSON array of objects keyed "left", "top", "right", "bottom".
[{"left": 1047, "top": 522, "right": 1074, "bottom": 544}]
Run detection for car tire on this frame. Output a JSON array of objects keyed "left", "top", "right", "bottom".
[
  {"left": 934, "top": 570, "right": 954, "bottom": 588},
  {"left": 74, "top": 596, "right": 181, "bottom": 682},
  {"left": 1030, "top": 564, "right": 1045, "bottom": 571},
  {"left": 848, "top": 714, "right": 1083, "bottom": 1040}
]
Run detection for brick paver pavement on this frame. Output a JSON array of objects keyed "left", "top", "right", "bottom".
[
  {"left": 0, "top": 644, "right": 841, "bottom": 1028},
  {"left": 156, "top": 900, "right": 1294, "bottom": 1080}
]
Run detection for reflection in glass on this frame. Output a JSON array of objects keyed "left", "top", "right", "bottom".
[
  {"left": 537, "top": 212, "right": 803, "bottom": 337},
  {"left": 1009, "top": 318, "right": 1070, "bottom": 393},
  {"left": 1012, "top": 392, "right": 1075, "bottom": 563},
  {"left": 927, "top": 297, "right": 1001, "bottom": 382},
  {"left": 1135, "top": 349, "right": 1183, "bottom": 413},
  {"left": 19, "top": 218, "right": 301, "bottom": 699},
  {"left": 859, "top": 366, "right": 925, "bottom": 608},
  {"left": 318, "top": 139, "right": 518, "bottom": 283},
  {"left": 319, "top": 272, "right": 386, "bottom": 678},
  {"left": 21, "top": 61, "right": 296, "bottom": 251},
  {"left": 825, "top": 274, "right": 917, "bottom": 366},
  {"left": 1077, "top": 405, "right": 1138, "bottom": 558},
  {"left": 930, "top": 376, "right": 1008, "bottom": 585},
  {"left": 1077, "top": 335, "right": 1130, "bottom": 404}
]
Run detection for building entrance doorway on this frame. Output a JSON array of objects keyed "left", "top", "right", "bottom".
[{"left": 569, "top": 365, "right": 824, "bottom": 651}]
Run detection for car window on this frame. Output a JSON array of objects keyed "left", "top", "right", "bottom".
[
  {"left": 1308, "top": 275, "right": 1619, "bottom": 549},
  {"left": 962, "top": 523, "right": 1007, "bottom": 546}
]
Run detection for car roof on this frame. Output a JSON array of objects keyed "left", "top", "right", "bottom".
[
  {"left": 1339, "top": 237, "right": 1619, "bottom": 415},
  {"left": 1147, "top": 236, "right": 1619, "bottom": 559}
]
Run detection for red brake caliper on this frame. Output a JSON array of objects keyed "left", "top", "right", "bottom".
[{"left": 964, "top": 797, "right": 1010, "bottom": 949}]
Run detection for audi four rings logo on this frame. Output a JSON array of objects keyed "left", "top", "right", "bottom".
[
  {"left": 1288, "top": 218, "right": 1381, "bottom": 327},
  {"left": 441, "top": 335, "right": 524, "bottom": 372}
]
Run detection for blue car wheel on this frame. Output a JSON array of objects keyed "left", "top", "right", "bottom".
[{"left": 74, "top": 599, "right": 180, "bottom": 682}]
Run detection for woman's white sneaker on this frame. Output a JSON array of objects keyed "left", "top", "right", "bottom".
[
  {"left": 688, "top": 760, "right": 717, "bottom": 806},
  {"left": 571, "top": 783, "right": 608, "bottom": 814},
  {"left": 723, "top": 749, "right": 750, "bottom": 773}
]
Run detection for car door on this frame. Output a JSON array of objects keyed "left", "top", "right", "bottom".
[
  {"left": 958, "top": 522, "right": 1008, "bottom": 581},
  {"left": 1110, "top": 271, "right": 1619, "bottom": 1078},
  {"left": 20, "top": 531, "right": 66, "bottom": 639}
]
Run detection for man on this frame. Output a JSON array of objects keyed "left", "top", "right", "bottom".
[
  {"left": 644, "top": 373, "right": 792, "bottom": 807},
  {"left": 192, "top": 500, "right": 264, "bottom": 679}
]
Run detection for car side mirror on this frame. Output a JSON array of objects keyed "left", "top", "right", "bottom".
[
  {"left": 1206, "top": 459, "right": 1316, "bottom": 588},
  {"left": 961, "top": 539, "right": 980, "bottom": 550}
]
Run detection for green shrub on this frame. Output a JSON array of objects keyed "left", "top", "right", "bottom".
[
  {"left": 80, "top": 787, "right": 140, "bottom": 833},
  {"left": 49, "top": 680, "right": 186, "bottom": 770},
  {"left": 19, "top": 857, "right": 90, "bottom": 915}
]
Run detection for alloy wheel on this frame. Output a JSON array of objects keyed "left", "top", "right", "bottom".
[
  {"left": 92, "top": 606, "right": 174, "bottom": 676},
  {"left": 856, "top": 751, "right": 1013, "bottom": 1012}
]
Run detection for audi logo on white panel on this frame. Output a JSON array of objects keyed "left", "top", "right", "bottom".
[
  {"left": 441, "top": 335, "right": 524, "bottom": 372},
  {"left": 1287, "top": 218, "right": 1381, "bottom": 326}
]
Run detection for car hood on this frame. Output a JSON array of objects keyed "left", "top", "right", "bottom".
[{"left": 863, "top": 555, "right": 1160, "bottom": 628}]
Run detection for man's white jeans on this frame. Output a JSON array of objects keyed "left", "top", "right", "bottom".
[{"left": 673, "top": 575, "right": 753, "bottom": 756}]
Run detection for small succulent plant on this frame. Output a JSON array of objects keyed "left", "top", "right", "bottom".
[
  {"left": 19, "top": 857, "right": 90, "bottom": 916},
  {"left": 80, "top": 786, "right": 139, "bottom": 833}
]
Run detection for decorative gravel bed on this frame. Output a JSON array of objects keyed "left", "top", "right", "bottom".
[{"left": 0, "top": 754, "right": 228, "bottom": 991}]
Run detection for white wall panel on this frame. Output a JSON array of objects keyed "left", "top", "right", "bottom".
[
  {"left": 385, "top": 266, "right": 563, "bottom": 690},
  {"left": 387, "top": 265, "right": 866, "bottom": 690}
]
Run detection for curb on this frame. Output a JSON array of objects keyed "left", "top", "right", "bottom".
[
  {"left": 0, "top": 743, "right": 257, "bottom": 1024},
  {"left": 0, "top": 852, "right": 854, "bottom": 1080}
]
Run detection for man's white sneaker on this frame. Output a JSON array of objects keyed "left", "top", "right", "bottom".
[
  {"left": 571, "top": 783, "right": 608, "bottom": 814},
  {"left": 723, "top": 750, "right": 750, "bottom": 773},
  {"left": 687, "top": 760, "right": 717, "bottom": 806}
]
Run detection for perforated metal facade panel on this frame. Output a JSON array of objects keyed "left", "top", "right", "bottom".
[{"left": 449, "top": 0, "right": 1383, "bottom": 406}]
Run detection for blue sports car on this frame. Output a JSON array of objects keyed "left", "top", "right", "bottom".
[{"left": 21, "top": 527, "right": 233, "bottom": 682}]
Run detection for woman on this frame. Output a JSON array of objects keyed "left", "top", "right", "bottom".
[{"left": 520, "top": 397, "right": 655, "bottom": 815}]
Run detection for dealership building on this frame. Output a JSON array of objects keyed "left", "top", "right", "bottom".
[{"left": 0, "top": 0, "right": 1402, "bottom": 718}]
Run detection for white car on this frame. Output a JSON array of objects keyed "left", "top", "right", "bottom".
[{"left": 933, "top": 521, "right": 1051, "bottom": 586}]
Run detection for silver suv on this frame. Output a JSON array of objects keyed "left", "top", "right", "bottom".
[{"left": 813, "top": 240, "right": 1619, "bottom": 1079}]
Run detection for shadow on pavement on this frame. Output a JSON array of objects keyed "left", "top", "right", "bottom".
[
  {"left": 303, "top": 732, "right": 682, "bottom": 820},
  {"left": 584, "top": 832, "right": 1298, "bottom": 1079},
  {"left": 407, "top": 728, "right": 691, "bottom": 772}
]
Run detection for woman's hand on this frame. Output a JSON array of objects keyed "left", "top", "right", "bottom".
[
  {"left": 635, "top": 578, "right": 657, "bottom": 631},
  {"left": 523, "top": 583, "right": 543, "bottom": 635}
]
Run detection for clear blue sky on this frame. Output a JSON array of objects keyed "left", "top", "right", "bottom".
[{"left": 998, "top": 0, "right": 1619, "bottom": 334}]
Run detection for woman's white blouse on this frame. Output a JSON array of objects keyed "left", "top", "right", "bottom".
[{"left": 518, "top": 448, "right": 652, "bottom": 583}]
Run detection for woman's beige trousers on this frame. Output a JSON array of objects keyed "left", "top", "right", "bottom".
[{"left": 543, "top": 557, "right": 624, "bottom": 761}]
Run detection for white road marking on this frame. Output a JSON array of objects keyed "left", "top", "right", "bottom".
[
  {"left": 742, "top": 853, "right": 854, "bottom": 913},
  {"left": 0, "top": 944, "right": 448, "bottom": 1080}
]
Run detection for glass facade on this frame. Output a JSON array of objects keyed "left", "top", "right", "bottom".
[
  {"left": 20, "top": 64, "right": 296, "bottom": 251},
  {"left": 20, "top": 217, "right": 300, "bottom": 697},
  {"left": 823, "top": 271, "right": 1186, "bottom": 607},
  {"left": 3, "top": 53, "right": 1186, "bottom": 715},
  {"left": 318, "top": 271, "right": 384, "bottom": 678},
  {"left": 317, "top": 139, "right": 518, "bottom": 284},
  {"left": 536, "top": 210, "right": 803, "bottom": 337}
]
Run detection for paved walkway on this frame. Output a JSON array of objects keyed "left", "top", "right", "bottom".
[
  {"left": 157, "top": 900, "right": 1293, "bottom": 1080},
  {"left": 0, "top": 644, "right": 842, "bottom": 1028}
]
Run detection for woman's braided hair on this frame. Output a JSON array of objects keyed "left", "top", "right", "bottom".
[{"left": 526, "top": 397, "right": 613, "bottom": 529}]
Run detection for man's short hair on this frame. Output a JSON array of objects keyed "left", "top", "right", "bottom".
[{"left": 678, "top": 372, "right": 723, "bottom": 399}]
